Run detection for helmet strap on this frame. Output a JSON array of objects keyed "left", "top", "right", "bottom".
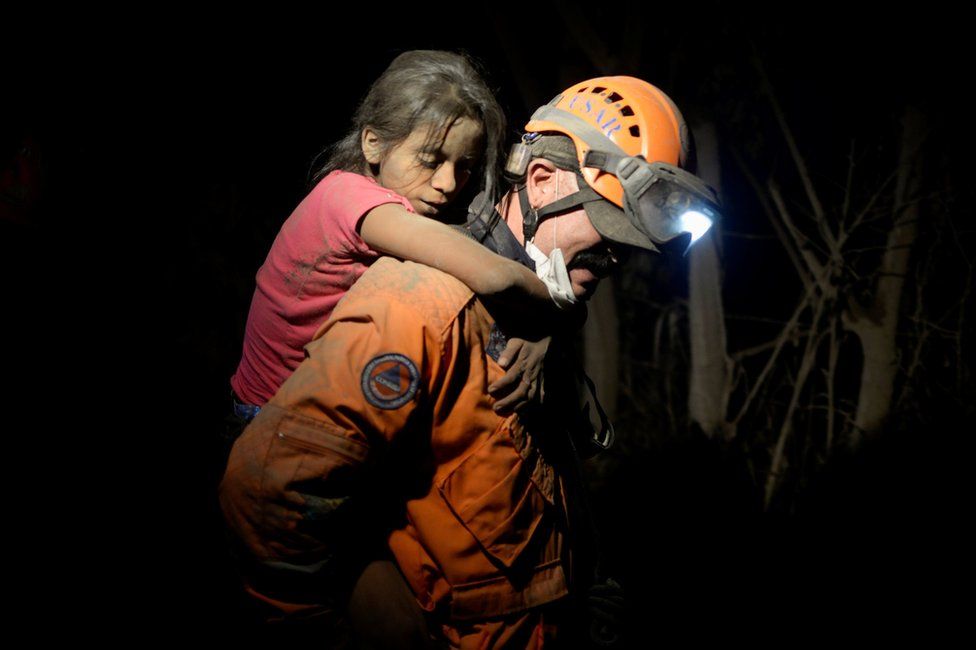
[
  {"left": 517, "top": 183, "right": 539, "bottom": 241},
  {"left": 518, "top": 181, "right": 606, "bottom": 243},
  {"left": 534, "top": 184, "right": 604, "bottom": 221}
]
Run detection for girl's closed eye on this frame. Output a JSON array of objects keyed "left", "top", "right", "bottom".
[{"left": 418, "top": 156, "right": 441, "bottom": 170}]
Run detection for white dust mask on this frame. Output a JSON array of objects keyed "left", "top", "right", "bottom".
[
  {"left": 525, "top": 240, "right": 577, "bottom": 309},
  {"left": 525, "top": 173, "right": 578, "bottom": 309}
]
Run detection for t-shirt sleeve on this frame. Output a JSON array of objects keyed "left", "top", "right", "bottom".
[{"left": 324, "top": 171, "right": 415, "bottom": 258}]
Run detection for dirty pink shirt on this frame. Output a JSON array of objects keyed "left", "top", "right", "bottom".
[{"left": 231, "top": 170, "right": 415, "bottom": 405}]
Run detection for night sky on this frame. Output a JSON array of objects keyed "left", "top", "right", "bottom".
[{"left": 5, "top": 2, "right": 971, "bottom": 640}]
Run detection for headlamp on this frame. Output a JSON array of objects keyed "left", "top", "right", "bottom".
[
  {"left": 584, "top": 151, "right": 721, "bottom": 250},
  {"left": 678, "top": 211, "right": 713, "bottom": 244}
]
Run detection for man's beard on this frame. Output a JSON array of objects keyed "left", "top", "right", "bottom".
[{"left": 567, "top": 246, "right": 617, "bottom": 278}]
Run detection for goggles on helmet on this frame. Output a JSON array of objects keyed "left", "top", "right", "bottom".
[{"left": 582, "top": 149, "right": 720, "bottom": 247}]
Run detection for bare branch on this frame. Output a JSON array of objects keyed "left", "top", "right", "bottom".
[
  {"left": 725, "top": 313, "right": 801, "bottom": 326},
  {"left": 751, "top": 44, "right": 836, "bottom": 253},
  {"left": 732, "top": 332, "right": 812, "bottom": 361},
  {"left": 843, "top": 169, "right": 899, "bottom": 240},
  {"left": 826, "top": 315, "right": 840, "bottom": 455},
  {"left": 765, "top": 294, "right": 829, "bottom": 509},
  {"left": 899, "top": 325, "right": 931, "bottom": 407},
  {"left": 874, "top": 272, "right": 910, "bottom": 279},
  {"left": 769, "top": 179, "right": 830, "bottom": 293},
  {"left": 957, "top": 266, "right": 973, "bottom": 392},
  {"left": 770, "top": 182, "right": 836, "bottom": 260},
  {"left": 945, "top": 198, "right": 974, "bottom": 268},
  {"left": 723, "top": 231, "right": 779, "bottom": 240},
  {"left": 842, "top": 138, "right": 856, "bottom": 222},
  {"left": 732, "top": 273, "right": 826, "bottom": 425},
  {"left": 842, "top": 243, "right": 916, "bottom": 255},
  {"left": 731, "top": 146, "right": 815, "bottom": 293},
  {"left": 732, "top": 339, "right": 788, "bottom": 362}
]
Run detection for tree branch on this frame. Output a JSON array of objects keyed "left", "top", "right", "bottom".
[
  {"left": 768, "top": 179, "right": 830, "bottom": 294},
  {"left": 842, "top": 138, "right": 856, "bottom": 222},
  {"left": 844, "top": 169, "right": 899, "bottom": 241},
  {"left": 826, "top": 314, "right": 840, "bottom": 454},
  {"left": 751, "top": 44, "right": 836, "bottom": 253},
  {"left": 732, "top": 147, "right": 816, "bottom": 293},
  {"left": 732, "top": 273, "right": 825, "bottom": 425},
  {"left": 765, "top": 293, "right": 828, "bottom": 509}
]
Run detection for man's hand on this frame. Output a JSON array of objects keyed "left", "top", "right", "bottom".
[{"left": 488, "top": 337, "right": 551, "bottom": 414}]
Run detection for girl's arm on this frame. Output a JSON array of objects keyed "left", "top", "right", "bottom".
[
  {"left": 361, "top": 203, "right": 587, "bottom": 415},
  {"left": 359, "top": 203, "right": 554, "bottom": 311}
]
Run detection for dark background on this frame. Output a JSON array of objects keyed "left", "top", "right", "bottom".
[{"left": 5, "top": 1, "right": 971, "bottom": 640}]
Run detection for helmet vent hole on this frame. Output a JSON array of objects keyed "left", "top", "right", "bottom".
[
  {"left": 630, "top": 125, "right": 640, "bottom": 137},
  {"left": 607, "top": 92, "right": 623, "bottom": 103},
  {"left": 577, "top": 87, "right": 588, "bottom": 93},
  {"left": 620, "top": 106, "right": 634, "bottom": 116},
  {"left": 591, "top": 86, "right": 607, "bottom": 94}
]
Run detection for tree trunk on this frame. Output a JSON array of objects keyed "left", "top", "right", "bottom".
[
  {"left": 687, "top": 122, "right": 730, "bottom": 437},
  {"left": 847, "top": 107, "right": 925, "bottom": 445}
]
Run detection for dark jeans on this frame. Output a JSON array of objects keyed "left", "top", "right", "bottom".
[{"left": 218, "top": 391, "right": 257, "bottom": 474}]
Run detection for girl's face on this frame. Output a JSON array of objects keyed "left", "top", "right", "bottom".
[{"left": 362, "top": 117, "right": 484, "bottom": 218}]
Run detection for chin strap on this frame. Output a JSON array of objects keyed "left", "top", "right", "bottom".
[{"left": 518, "top": 180, "right": 606, "bottom": 241}]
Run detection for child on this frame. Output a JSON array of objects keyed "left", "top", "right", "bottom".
[{"left": 229, "top": 50, "right": 556, "bottom": 423}]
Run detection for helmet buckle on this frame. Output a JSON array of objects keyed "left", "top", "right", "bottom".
[{"left": 505, "top": 142, "right": 533, "bottom": 179}]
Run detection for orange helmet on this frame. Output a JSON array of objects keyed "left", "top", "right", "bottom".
[
  {"left": 509, "top": 76, "right": 718, "bottom": 251},
  {"left": 524, "top": 76, "right": 693, "bottom": 208}
]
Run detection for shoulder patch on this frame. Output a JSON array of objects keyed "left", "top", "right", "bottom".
[{"left": 362, "top": 353, "right": 420, "bottom": 410}]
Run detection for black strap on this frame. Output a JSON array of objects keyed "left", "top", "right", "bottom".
[
  {"left": 534, "top": 184, "right": 605, "bottom": 220},
  {"left": 578, "top": 369, "right": 615, "bottom": 452},
  {"left": 520, "top": 182, "right": 606, "bottom": 241},
  {"left": 465, "top": 192, "right": 536, "bottom": 270},
  {"left": 517, "top": 183, "right": 538, "bottom": 240}
]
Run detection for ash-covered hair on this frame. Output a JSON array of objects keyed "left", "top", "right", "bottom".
[{"left": 308, "top": 50, "right": 506, "bottom": 222}]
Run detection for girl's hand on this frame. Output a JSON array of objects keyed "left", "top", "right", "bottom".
[{"left": 488, "top": 336, "right": 551, "bottom": 415}]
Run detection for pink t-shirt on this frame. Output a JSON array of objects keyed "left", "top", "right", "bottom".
[{"left": 231, "top": 170, "right": 415, "bottom": 405}]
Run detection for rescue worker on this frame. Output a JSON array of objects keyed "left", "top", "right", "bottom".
[{"left": 219, "top": 76, "right": 720, "bottom": 648}]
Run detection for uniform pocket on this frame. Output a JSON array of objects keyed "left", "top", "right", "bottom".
[
  {"left": 264, "top": 413, "right": 368, "bottom": 493},
  {"left": 257, "top": 410, "right": 371, "bottom": 556},
  {"left": 436, "top": 417, "right": 552, "bottom": 568}
]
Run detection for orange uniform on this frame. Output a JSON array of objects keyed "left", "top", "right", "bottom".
[{"left": 220, "top": 256, "right": 597, "bottom": 648}]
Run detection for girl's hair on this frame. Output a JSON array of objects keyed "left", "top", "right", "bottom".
[{"left": 308, "top": 50, "right": 506, "bottom": 224}]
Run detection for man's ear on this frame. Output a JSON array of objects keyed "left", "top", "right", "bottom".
[
  {"left": 525, "top": 158, "right": 558, "bottom": 209},
  {"left": 361, "top": 128, "right": 382, "bottom": 165}
]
